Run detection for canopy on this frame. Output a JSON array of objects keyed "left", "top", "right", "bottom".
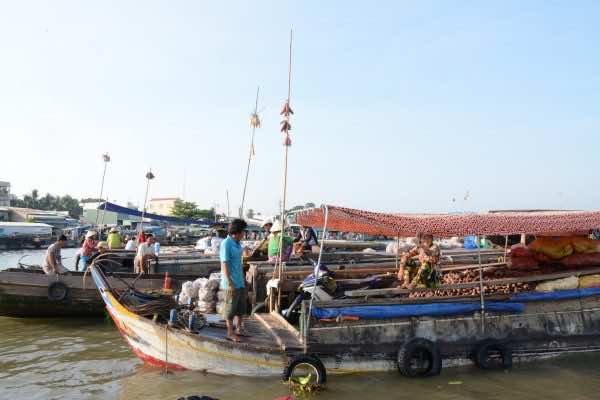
[
  {"left": 296, "top": 205, "right": 600, "bottom": 237},
  {"left": 97, "top": 202, "right": 213, "bottom": 225}
]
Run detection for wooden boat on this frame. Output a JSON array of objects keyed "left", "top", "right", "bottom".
[
  {"left": 90, "top": 206, "right": 600, "bottom": 383},
  {"left": 0, "top": 268, "right": 204, "bottom": 318}
]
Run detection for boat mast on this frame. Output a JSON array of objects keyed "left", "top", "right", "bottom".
[
  {"left": 276, "top": 29, "right": 294, "bottom": 311},
  {"left": 240, "top": 87, "right": 261, "bottom": 218}
]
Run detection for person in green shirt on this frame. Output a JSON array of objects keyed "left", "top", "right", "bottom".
[
  {"left": 268, "top": 221, "right": 294, "bottom": 262},
  {"left": 107, "top": 227, "right": 123, "bottom": 249}
]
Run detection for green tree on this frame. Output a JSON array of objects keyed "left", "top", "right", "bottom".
[{"left": 10, "top": 189, "right": 83, "bottom": 218}]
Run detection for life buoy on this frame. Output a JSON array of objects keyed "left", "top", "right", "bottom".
[
  {"left": 397, "top": 338, "right": 442, "bottom": 377},
  {"left": 282, "top": 354, "right": 327, "bottom": 385},
  {"left": 48, "top": 281, "right": 69, "bottom": 302},
  {"left": 473, "top": 339, "right": 512, "bottom": 370}
]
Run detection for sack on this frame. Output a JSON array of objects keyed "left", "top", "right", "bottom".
[
  {"left": 510, "top": 256, "right": 539, "bottom": 270},
  {"left": 198, "top": 288, "right": 217, "bottom": 302},
  {"left": 510, "top": 244, "right": 532, "bottom": 258},
  {"left": 535, "top": 276, "right": 578, "bottom": 292},
  {"left": 529, "top": 237, "right": 574, "bottom": 260},
  {"left": 561, "top": 253, "right": 600, "bottom": 268},
  {"left": 197, "top": 301, "right": 216, "bottom": 314},
  {"left": 571, "top": 237, "right": 600, "bottom": 254},
  {"left": 579, "top": 274, "right": 600, "bottom": 288},
  {"left": 192, "top": 277, "right": 208, "bottom": 291},
  {"left": 205, "top": 278, "right": 220, "bottom": 292},
  {"left": 181, "top": 281, "right": 198, "bottom": 299}
]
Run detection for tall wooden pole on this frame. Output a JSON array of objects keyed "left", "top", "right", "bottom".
[
  {"left": 276, "top": 29, "right": 294, "bottom": 312},
  {"left": 240, "top": 87, "right": 260, "bottom": 218}
]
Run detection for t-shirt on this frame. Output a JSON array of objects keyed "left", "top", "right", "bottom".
[
  {"left": 107, "top": 232, "right": 122, "bottom": 249},
  {"left": 219, "top": 236, "right": 244, "bottom": 289},
  {"left": 136, "top": 242, "right": 156, "bottom": 258},
  {"left": 125, "top": 240, "right": 136, "bottom": 251},
  {"left": 268, "top": 233, "right": 294, "bottom": 257},
  {"left": 43, "top": 242, "right": 62, "bottom": 269},
  {"left": 81, "top": 238, "right": 97, "bottom": 257}
]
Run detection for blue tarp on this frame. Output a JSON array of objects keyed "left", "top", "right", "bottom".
[
  {"left": 312, "top": 302, "right": 524, "bottom": 320},
  {"left": 509, "top": 287, "right": 600, "bottom": 302},
  {"left": 97, "top": 202, "right": 213, "bottom": 225}
]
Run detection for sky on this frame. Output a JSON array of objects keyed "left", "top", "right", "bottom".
[{"left": 1, "top": 1, "right": 599, "bottom": 216}]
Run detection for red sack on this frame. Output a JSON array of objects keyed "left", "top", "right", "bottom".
[
  {"left": 510, "top": 244, "right": 532, "bottom": 258},
  {"left": 561, "top": 253, "right": 600, "bottom": 268},
  {"left": 511, "top": 256, "right": 539, "bottom": 270}
]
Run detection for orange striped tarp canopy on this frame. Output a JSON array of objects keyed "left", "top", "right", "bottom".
[{"left": 296, "top": 205, "right": 600, "bottom": 237}]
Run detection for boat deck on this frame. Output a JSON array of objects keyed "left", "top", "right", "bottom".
[{"left": 199, "top": 312, "right": 304, "bottom": 352}]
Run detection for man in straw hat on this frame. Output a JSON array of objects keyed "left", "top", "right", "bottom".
[{"left": 107, "top": 227, "right": 123, "bottom": 249}]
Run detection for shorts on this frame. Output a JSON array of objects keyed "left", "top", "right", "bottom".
[
  {"left": 42, "top": 264, "right": 69, "bottom": 275},
  {"left": 223, "top": 287, "right": 247, "bottom": 320}
]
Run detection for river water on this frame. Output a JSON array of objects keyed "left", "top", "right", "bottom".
[{"left": 1, "top": 250, "right": 600, "bottom": 400}]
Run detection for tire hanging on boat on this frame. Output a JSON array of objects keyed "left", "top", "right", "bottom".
[
  {"left": 473, "top": 339, "right": 512, "bottom": 370},
  {"left": 47, "top": 281, "right": 69, "bottom": 302},
  {"left": 397, "top": 338, "right": 442, "bottom": 377},
  {"left": 282, "top": 354, "right": 327, "bottom": 385}
]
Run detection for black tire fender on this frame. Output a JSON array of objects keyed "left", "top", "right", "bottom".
[
  {"left": 397, "top": 338, "right": 442, "bottom": 378},
  {"left": 282, "top": 354, "right": 327, "bottom": 385},
  {"left": 48, "top": 281, "right": 69, "bottom": 302},
  {"left": 473, "top": 339, "right": 512, "bottom": 370}
]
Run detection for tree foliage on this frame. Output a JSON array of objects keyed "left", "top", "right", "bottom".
[
  {"left": 10, "top": 189, "right": 83, "bottom": 218},
  {"left": 171, "top": 199, "right": 215, "bottom": 220}
]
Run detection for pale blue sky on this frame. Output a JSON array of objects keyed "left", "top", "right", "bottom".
[{"left": 1, "top": 1, "right": 599, "bottom": 216}]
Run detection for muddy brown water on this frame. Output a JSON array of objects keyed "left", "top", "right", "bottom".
[{"left": 2, "top": 250, "right": 600, "bottom": 400}]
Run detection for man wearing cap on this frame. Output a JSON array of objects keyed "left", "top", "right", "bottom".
[
  {"left": 107, "top": 227, "right": 123, "bottom": 249},
  {"left": 80, "top": 230, "right": 98, "bottom": 269},
  {"left": 220, "top": 218, "right": 248, "bottom": 342},
  {"left": 42, "top": 235, "right": 69, "bottom": 275}
]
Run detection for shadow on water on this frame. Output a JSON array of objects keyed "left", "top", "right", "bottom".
[{"left": 2, "top": 314, "right": 600, "bottom": 400}]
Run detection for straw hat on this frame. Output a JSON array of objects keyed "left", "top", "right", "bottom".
[
  {"left": 97, "top": 241, "right": 108, "bottom": 250},
  {"left": 270, "top": 221, "right": 282, "bottom": 233},
  {"left": 109, "top": 227, "right": 118, "bottom": 233},
  {"left": 262, "top": 218, "right": 274, "bottom": 227},
  {"left": 85, "top": 230, "right": 97, "bottom": 239}
]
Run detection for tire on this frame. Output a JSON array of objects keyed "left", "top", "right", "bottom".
[
  {"left": 283, "top": 354, "right": 327, "bottom": 385},
  {"left": 48, "top": 281, "right": 69, "bottom": 302},
  {"left": 397, "top": 338, "right": 442, "bottom": 378},
  {"left": 251, "top": 301, "right": 266, "bottom": 315},
  {"left": 473, "top": 339, "right": 512, "bottom": 370}
]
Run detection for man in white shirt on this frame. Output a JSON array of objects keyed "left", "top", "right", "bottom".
[{"left": 134, "top": 234, "right": 157, "bottom": 274}]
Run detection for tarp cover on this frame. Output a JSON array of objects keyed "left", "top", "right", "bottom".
[
  {"left": 98, "top": 202, "right": 213, "bottom": 225},
  {"left": 297, "top": 205, "right": 600, "bottom": 237},
  {"left": 311, "top": 302, "right": 524, "bottom": 320},
  {"left": 509, "top": 287, "right": 600, "bottom": 302}
]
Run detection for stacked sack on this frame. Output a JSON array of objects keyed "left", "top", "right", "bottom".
[
  {"left": 178, "top": 273, "right": 221, "bottom": 314},
  {"left": 510, "top": 236, "right": 600, "bottom": 270}
]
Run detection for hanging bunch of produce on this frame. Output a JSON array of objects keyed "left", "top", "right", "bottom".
[{"left": 280, "top": 100, "right": 293, "bottom": 146}]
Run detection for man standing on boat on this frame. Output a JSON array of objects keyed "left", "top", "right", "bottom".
[
  {"left": 42, "top": 235, "right": 69, "bottom": 275},
  {"left": 220, "top": 218, "right": 248, "bottom": 342}
]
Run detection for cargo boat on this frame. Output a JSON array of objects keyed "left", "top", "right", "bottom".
[{"left": 90, "top": 207, "right": 600, "bottom": 383}]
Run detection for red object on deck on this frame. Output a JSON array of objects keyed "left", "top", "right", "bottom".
[{"left": 163, "top": 272, "right": 172, "bottom": 290}]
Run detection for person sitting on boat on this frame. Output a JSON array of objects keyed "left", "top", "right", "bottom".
[
  {"left": 205, "top": 228, "right": 227, "bottom": 255},
  {"left": 134, "top": 234, "right": 157, "bottom": 274},
  {"left": 268, "top": 221, "right": 294, "bottom": 262},
  {"left": 86, "top": 241, "right": 111, "bottom": 269},
  {"left": 107, "top": 227, "right": 123, "bottom": 249},
  {"left": 220, "top": 218, "right": 249, "bottom": 342},
  {"left": 294, "top": 225, "right": 319, "bottom": 252},
  {"left": 397, "top": 234, "right": 441, "bottom": 289},
  {"left": 80, "top": 230, "right": 98, "bottom": 269},
  {"left": 42, "top": 235, "right": 69, "bottom": 275},
  {"left": 124, "top": 235, "right": 137, "bottom": 251}
]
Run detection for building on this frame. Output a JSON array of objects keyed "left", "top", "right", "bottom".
[
  {"left": 147, "top": 197, "right": 180, "bottom": 216},
  {"left": 81, "top": 201, "right": 141, "bottom": 227},
  {"left": 0, "top": 181, "right": 10, "bottom": 207}
]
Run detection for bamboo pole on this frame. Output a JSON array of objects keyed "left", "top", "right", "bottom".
[
  {"left": 240, "top": 87, "right": 260, "bottom": 218},
  {"left": 275, "top": 29, "right": 294, "bottom": 313}
]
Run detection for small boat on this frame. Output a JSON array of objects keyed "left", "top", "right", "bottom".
[{"left": 91, "top": 206, "right": 600, "bottom": 383}]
